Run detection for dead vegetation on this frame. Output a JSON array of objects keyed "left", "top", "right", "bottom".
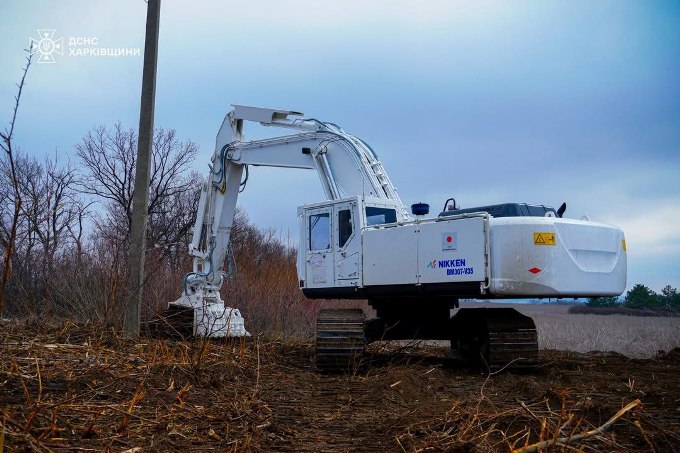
[
  {"left": 460, "top": 302, "right": 680, "bottom": 358},
  {"left": 568, "top": 305, "right": 680, "bottom": 317},
  {"left": 1, "top": 320, "right": 678, "bottom": 452}
]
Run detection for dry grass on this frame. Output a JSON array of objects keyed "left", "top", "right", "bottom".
[
  {"left": 2, "top": 320, "right": 679, "bottom": 452},
  {"left": 534, "top": 313, "right": 680, "bottom": 357},
  {"left": 459, "top": 301, "right": 680, "bottom": 358}
]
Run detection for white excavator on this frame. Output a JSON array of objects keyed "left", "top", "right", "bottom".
[{"left": 156, "top": 105, "right": 627, "bottom": 372}]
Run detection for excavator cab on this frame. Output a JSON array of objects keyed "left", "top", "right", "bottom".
[{"left": 298, "top": 197, "right": 405, "bottom": 294}]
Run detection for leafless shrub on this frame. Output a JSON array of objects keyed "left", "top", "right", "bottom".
[{"left": 0, "top": 152, "right": 90, "bottom": 317}]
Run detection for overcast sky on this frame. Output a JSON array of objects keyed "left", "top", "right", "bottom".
[{"left": 1, "top": 0, "right": 679, "bottom": 292}]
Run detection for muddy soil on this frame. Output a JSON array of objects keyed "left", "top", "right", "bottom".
[{"left": 1, "top": 322, "right": 678, "bottom": 452}]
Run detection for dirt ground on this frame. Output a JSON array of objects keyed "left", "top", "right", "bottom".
[{"left": 1, "top": 321, "right": 679, "bottom": 452}]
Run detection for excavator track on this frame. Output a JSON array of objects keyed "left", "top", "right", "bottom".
[
  {"left": 451, "top": 308, "right": 538, "bottom": 371},
  {"left": 316, "top": 309, "right": 366, "bottom": 373}
]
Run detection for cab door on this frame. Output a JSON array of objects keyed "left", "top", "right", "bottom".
[
  {"left": 334, "top": 202, "right": 360, "bottom": 286},
  {"left": 305, "top": 206, "right": 335, "bottom": 288}
]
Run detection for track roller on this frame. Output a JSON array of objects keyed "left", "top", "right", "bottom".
[
  {"left": 315, "top": 309, "right": 366, "bottom": 373},
  {"left": 451, "top": 308, "right": 538, "bottom": 371}
]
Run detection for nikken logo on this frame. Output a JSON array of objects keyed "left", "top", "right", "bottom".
[{"left": 438, "top": 258, "right": 466, "bottom": 268}]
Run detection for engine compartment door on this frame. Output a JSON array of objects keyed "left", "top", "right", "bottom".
[{"left": 418, "top": 216, "right": 488, "bottom": 285}]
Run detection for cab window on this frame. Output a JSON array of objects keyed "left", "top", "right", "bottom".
[
  {"left": 309, "top": 213, "right": 330, "bottom": 250},
  {"left": 365, "top": 207, "right": 396, "bottom": 226},
  {"left": 338, "top": 209, "right": 353, "bottom": 248}
]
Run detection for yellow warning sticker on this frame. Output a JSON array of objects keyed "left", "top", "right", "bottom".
[
  {"left": 533, "top": 232, "right": 556, "bottom": 246},
  {"left": 622, "top": 239, "right": 627, "bottom": 252}
]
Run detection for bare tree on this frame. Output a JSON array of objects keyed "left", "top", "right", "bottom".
[
  {"left": 148, "top": 171, "right": 202, "bottom": 249},
  {"left": 0, "top": 151, "right": 90, "bottom": 314},
  {"left": 0, "top": 50, "right": 32, "bottom": 315},
  {"left": 1, "top": 154, "right": 41, "bottom": 299},
  {"left": 75, "top": 123, "right": 199, "bottom": 246},
  {"left": 28, "top": 155, "right": 87, "bottom": 286},
  {"left": 75, "top": 124, "right": 201, "bottom": 322}
]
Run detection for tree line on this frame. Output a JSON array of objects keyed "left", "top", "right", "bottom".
[
  {"left": 587, "top": 284, "right": 680, "bottom": 311},
  {"left": 0, "top": 120, "right": 320, "bottom": 333},
  {"left": 1, "top": 120, "right": 200, "bottom": 317},
  {"left": 0, "top": 50, "right": 349, "bottom": 336}
]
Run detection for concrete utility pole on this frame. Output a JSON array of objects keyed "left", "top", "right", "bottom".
[{"left": 124, "top": 0, "right": 161, "bottom": 335}]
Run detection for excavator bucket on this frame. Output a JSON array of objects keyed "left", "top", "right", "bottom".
[
  {"left": 146, "top": 305, "right": 195, "bottom": 339},
  {"left": 145, "top": 301, "right": 249, "bottom": 339}
]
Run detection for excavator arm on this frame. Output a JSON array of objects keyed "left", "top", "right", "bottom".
[{"left": 166, "top": 105, "right": 408, "bottom": 337}]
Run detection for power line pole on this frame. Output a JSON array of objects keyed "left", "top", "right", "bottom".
[{"left": 124, "top": 0, "right": 161, "bottom": 335}]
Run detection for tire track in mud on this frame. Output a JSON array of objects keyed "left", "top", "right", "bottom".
[
  {"left": 262, "top": 369, "right": 398, "bottom": 451},
  {"left": 259, "top": 347, "right": 482, "bottom": 452},
  {"left": 257, "top": 346, "right": 680, "bottom": 452}
]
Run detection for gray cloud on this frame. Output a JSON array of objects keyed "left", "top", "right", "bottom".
[{"left": 1, "top": 0, "right": 678, "bottom": 291}]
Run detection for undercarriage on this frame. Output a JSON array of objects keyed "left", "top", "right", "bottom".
[
  {"left": 315, "top": 301, "right": 538, "bottom": 373},
  {"left": 147, "top": 300, "right": 539, "bottom": 374}
]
